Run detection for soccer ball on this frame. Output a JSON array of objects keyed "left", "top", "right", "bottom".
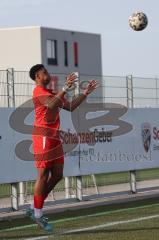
[{"left": 129, "top": 12, "right": 148, "bottom": 31}]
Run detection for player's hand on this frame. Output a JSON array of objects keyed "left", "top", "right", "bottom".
[
  {"left": 83, "top": 80, "right": 99, "bottom": 96},
  {"left": 65, "top": 73, "right": 77, "bottom": 88}
]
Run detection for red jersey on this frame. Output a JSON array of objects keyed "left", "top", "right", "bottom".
[
  {"left": 32, "top": 85, "right": 65, "bottom": 168},
  {"left": 32, "top": 85, "right": 65, "bottom": 138}
]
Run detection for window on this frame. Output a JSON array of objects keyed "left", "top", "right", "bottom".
[
  {"left": 46, "top": 40, "right": 58, "bottom": 65},
  {"left": 73, "top": 42, "right": 78, "bottom": 67},
  {"left": 64, "top": 41, "right": 68, "bottom": 66}
]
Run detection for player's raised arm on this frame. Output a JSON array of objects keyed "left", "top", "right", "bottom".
[
  {"left": 46, "top": 73, "right": 77, "bottom": 110},
  {"left": 62, "top": 79, "right": 99, "bottom": 112}
]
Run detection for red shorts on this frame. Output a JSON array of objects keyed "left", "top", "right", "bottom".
[{"left": 32, "top": 135, "right": 64, "bottom": 168}]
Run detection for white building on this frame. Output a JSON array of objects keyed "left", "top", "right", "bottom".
[
  {"left": 0, "top": 26, "right": 102, "bottom": 74},
  {"left": 0, "top": 26, "right": 103, "bottom": 106}
]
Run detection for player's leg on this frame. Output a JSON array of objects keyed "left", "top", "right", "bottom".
[
  {"left": 34, "top": 168, "right": 53, "bottom": 232},
  {"left": 30, "top": 135, "right": 50, "bottom": 217},
  {"left": 26, "top": 168, "right": 49, "bottom": 216},
  {"left": 26, "top": 167, "right": 53, "bottom": 232},
  {"left": 43, "top": 140, "right": 64, "bottom": 196},
  {"left": 33, "top": 168, "right": 49, "bottom": 216},
  {"left": 45, "top": 164, "right": 63, "bottom": 195},
  {"left": 26, "top": 135, "right": 62, "bottom": 232},
  {"left": 33, "top": 165, "right": 63, "bottom": 232}
]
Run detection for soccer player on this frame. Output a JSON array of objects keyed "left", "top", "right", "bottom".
[{"left": 26, "top": 64, "right": 98, "bottom": 232}]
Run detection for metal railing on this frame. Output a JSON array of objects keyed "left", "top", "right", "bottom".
[{"left": 0, "top": 69, "right": 159, "bottom": 210}]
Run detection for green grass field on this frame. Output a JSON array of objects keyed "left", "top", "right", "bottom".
[{"left": 1, "top": 198, "right": 159, "bottom": 239}]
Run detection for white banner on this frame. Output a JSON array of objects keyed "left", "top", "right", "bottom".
[{"left": 0, "top": 105, "right": 159, "bottom": 183}]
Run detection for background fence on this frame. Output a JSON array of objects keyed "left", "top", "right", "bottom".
[
  {"left": 0, "top": 69, "right": 159, "bottom": 210},
  {"left": 1, "top": 70, "right": 159, "bottom": 107}
]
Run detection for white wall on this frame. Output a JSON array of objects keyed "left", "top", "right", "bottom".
[{"left": 0, "top": 27, "right": 42, "bottom": 71}]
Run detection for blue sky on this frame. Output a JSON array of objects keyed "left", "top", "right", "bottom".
[{"left": 0, "top": 0, "right": 158, "bottom": 77}]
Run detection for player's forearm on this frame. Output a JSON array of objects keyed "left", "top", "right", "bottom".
[
  {"left": 70, "top": 93, "right": 87, "bottom": 111},
  {"left": 47, "top": 91, "right": 66, "bottom": 110}
]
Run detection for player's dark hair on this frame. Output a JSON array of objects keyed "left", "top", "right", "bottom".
[{"left": 29, "top": 64, "right": 45, "bottom": 80}]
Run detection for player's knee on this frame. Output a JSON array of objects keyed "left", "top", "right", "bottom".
[{"left": 38, "top": 169, "right": 49, "bottom": 182}]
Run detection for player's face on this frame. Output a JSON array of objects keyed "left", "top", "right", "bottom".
[{"left": 36, "top": 68, "right": 51, "bottom": 85}]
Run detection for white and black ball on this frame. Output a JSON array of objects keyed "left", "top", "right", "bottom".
[{"left": 129, "top": 12, "right": 148, "bottom": 31}]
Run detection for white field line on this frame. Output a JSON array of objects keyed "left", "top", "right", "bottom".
[
  {"left": 24, "top": 214, "right": 159, "bottom": 240},
  {"left": 2, "top": 202, "right": 159, "bottom": 233}
]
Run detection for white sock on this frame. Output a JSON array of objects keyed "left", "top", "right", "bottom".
[
  {"left": 30, "top": 203, "right": 34, "bottom": 210},
  {"left": 34, "top": 208, "right": 43, "bottom": 218}
]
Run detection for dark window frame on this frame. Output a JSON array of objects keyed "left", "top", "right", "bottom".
[
  {"left": 64, "top": 41, "right": 68, "bottom": 67},
  {"left": 74, "top": 42, "right": 79, "bottom": 67},
  {"left": 47, "top": 39, "right": 58, "bottom": 66}
]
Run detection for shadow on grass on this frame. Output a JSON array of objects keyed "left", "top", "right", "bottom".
[
  {"left": 0, "top": 228, "right": 54, "bottom": 240},
  {"left": 64, "top": 226, "right": 159, "bottom": 236}
]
